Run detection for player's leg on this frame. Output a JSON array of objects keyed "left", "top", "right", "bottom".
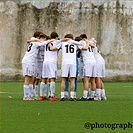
[
  {"left": 69, "top": 77, "right": 76, "bottom": 101},
  {"left": 95, "top": 62, "right": 105, "bottom": 100},
  {"left": 64, "top": 76, "right": 69, "bottom": 99},
  {"left": 60, "top": 64, "right": 69, "bottom": 101},
  {"left": 49, "top": 78, "right": 57, "bottom": 101},
  {"left": 34, "top": 78, "right": 40, "bottom": 99},
  {"left": 40, "top": 78, "right": 47, "bottom": 100},
  {"left": 60, "top": 77, "right": 67, "bottom": 101},
  {"left": 80, "top": 64, "right": 90, "bottom": 100},
  {"left": 89, "top": 77, "right": 96, "bottom": 100},
  {"left": 48, "top": 79, "right": 51, "bottom": 98},
  {"left": 69, "top": 65, "right": 77, "bottom": 101},
  {"left": 95, "top": 77, "right": 102, "bottom": 100},
  {"left": 74, "top": 59, "right": 79, "bottom": 99},
  {"left": 23, "top": 75, "right": 31, "bottom": 100},
  {"left": 22, "top": 63, "right": 34, "bottom": 100},
  {"left": 48, "top": 63, "right": 58, "bottom": 101},
  {"left": 79, "top": 76, "right": 89, "bottom": 100},
  {"left": 28, "top": 75, "right": 35, "bottom": 98},
  {"left": 34, "top": 62, "right": 43, "bottom": 99},
  {"left": 100, "top": 62, "right": 107, "bottom": 100},
  {"left": 87, "top": 62, "right": 98, "bottom": 100},
  {"left": 40, "top": 63, "right": 48, "bottom": 100},
  {"left": 74, "top": 75, "right": 78, "bottom": 99},
  {"left": 101, "top": 80, "right": 107, "bottom": 100}
]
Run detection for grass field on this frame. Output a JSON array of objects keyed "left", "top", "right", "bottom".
[{"left": 0, "top": 81, "right": 132, "bottom": 133}]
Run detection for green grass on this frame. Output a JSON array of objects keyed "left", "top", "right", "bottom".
[{"left": 0, "top": 81, "right": 132, "bottom": 133}]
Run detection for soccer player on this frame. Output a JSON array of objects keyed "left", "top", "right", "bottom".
[
  {"left": 78, "top": 34, "right": 96, "bottom": 101},
  {"left": 22, "top": 34, "right": 55, "bottom": 100},
  {"left": 33, "top": 34, "right": 48, "bottom": 99},
  {"left": 90, "top": 38, "right": 107, "bottom": 100},
  {"left": 64, "top": 37, "right": 81, "bottom": 100},
  {"left": 39, "top": 32, "right": 63, "bottom": 101},
  {"left": 26, "top": 31, "right": 43, "bottom": 99},
  {"left": 27, "top": 31, "right": 47, "bottom": 100},
  {"left": 59, "top": 34, "right": 89, "bottom": 101}
]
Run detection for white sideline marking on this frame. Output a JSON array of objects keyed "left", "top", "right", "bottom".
[
  {"left": 124, "top": 86, "right": 133, "bottom": 88},
  {"left": 0, "top": 92, "right": 22, "bottom": 94}
]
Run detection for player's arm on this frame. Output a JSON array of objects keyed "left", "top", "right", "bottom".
[
  {"left": 38, "top": 39, "right": 55, "bottom": 47},
  {"left": 60, "top": 38, "right": 70, "bottom": 42},
  {"left": 27, "top": 39, "right": 40, "bottom": 43},
  {"left": 49, "top": 43, "right": 57, "bottom": 51},
  {"left": 48, "top": 39, "right": 64, "bottom": 51},
  {"left": 80, "top": 41, "right": 90, "bottom": 50},
  {"left": 47, "top": 39, "right": 55, "bottom": 44},
  {"left": 88, "top": 40, "right": 95, "bottom": 48},
  {"left": 68, "top": 40, "right": 87, "bottom": 46},
  {"left": 84, "top": 39, "right": 95, "bottom": 48}
]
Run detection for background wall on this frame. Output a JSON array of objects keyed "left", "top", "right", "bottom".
[{"left": 0, "top": 0, "right": 132, "bottom": 81}]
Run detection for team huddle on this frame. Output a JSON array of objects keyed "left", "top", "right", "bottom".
[{"left": 21, "top": 31, "right": 107, "bottom": 101}]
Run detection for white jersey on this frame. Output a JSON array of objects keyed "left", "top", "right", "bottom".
[
  {"left": 37, "top": 46, "right": 44, "bottom": 63},
  {"left": 30, "top": 37, "right": 44, "bottom": 63},
  {"left": 61, "top": 41, "right": 77, "bottom": 66},
  {"left": 61, "top": 40, "right": 84, "bottom": 66},
  {"left": 78, "top": 41, "right": 96, "bottom": 65},
  {"left": 92, "top": 42, "right": 104, "bottom": 64},
  {"left": 43, "top": 40, "right": 61, "bottom": 64},
  {"left": 22, "top": 41, "right": 47, "bottom": 65}
]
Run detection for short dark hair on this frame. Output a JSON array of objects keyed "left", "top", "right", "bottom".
[
  {"left": 50, "top": 32, "right": 59, "bottom": 39},
  {"left": 39, "top": 34, "right": 47, "bottom": 39},
  {"left": 46, "top": 36, "right": 51, "bottom": 40},
  {"left": 80, "top": 34, "right": 87, "bottom": 39},
  {"left": 64, "top": 34, "right": 73, "bottom": 39},
  {"left": 75, "top": 36, "right": 82, "bottom": 42},
  {"left": 33, "top": 31, "right": 43, "bottom": 38}
]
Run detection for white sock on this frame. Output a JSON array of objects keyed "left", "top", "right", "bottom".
[
  {"left": 24, "top": 85, "right": 29, "bottom": 98},
  {"left": 90, "top": 91, "right": 95, "bottom": 98},
  {"left": 64, "top": 91, "right": 68, "bottom": 96},
  {"left": 83, "top": 90, "right": 88, "bottom": 98},
  {"left": 74, "top": 92, "right": 76, "bottom": 98},
  {"left": 61, "top": 92, "right": 65, "bottom": 98},
  {"left": 50, "top": 82, "right": 55, "bottom": 97},
  {"left": 29, "top": 84, "right": 34, "bottom": 97},
  {"left": 87, "top": 88, "right": 90, "bottom": 97},
  {"left": 96, "top": 89, "right": 101, "bottom": 98},
  {"left": 48, "top": 82, "right": 51, "bottom": 97},
  {"left": 88, "top": 88, "right": 90, "bottom": 94},
  {"left": 101, "top": 89, "right": 106, "bottom": 97},
  {"left": 70, "top": 91, "right": 74, "bottom": 98},
  {"left": 34, "top": 85, "right": 38, "bottom": 97},
  {"left": 40, "top": 82, "right": 46, "bottom": 97}
]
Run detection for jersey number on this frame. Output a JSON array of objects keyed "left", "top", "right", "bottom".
[
  {"left": 27, "top": 43, "right": 33, "bottom": 52},
  {"left": 65, "top": 44, "right": 74, "bottom": 53},
  {"left": 46, "top": 43, "right": 53, "bottom": 51},
  {"left": 88, "top": 46, "right": 93, "bottom": 52}
]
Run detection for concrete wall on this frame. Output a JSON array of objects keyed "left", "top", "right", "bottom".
[{"left": 0, "top": 0, "right": 132, "bottom": 81}]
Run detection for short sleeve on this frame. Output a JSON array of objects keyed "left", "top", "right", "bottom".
[
  {"left": 78, "top": 41, "right": 86, "bottom": 49},
  {"left": 52, "top": 40, "right": 62, "bottom": 49}
]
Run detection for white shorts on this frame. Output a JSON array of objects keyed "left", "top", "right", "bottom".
[
  {"left": 42, "top": 62, "right": 57, "bottom": 79},
  {"left": 96, "top": 63, "right": 105, "bottom": 77},
  {"left": 61, "top": 64, "right": 76, "bottom": 78},
  {"left": 83, "top": 61, "right": 96, "bottom": 77},
  {"left": 34, "top": 62, "right": 43, "bottom": 79},
  {"left": 22, "top": 63, "right": 35, "bottom": 76}
]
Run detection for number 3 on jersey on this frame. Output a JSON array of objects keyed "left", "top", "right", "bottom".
[
  {"left": 65, "top": 44, "right": 74, "bottom": 53},
  {"left": 27, "top": 43, "right": 33, "bottom": 52}
]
